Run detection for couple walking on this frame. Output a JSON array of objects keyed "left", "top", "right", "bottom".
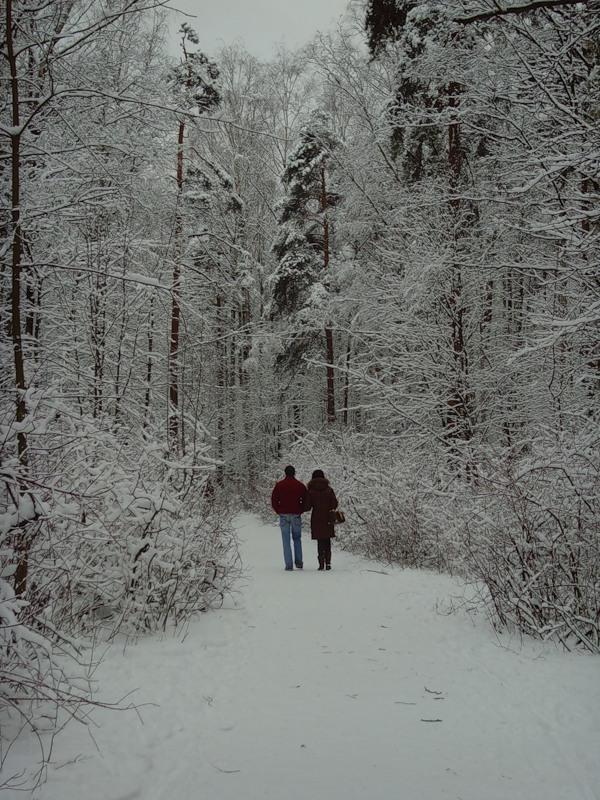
[{"left": 271, "top": 465, "right": 338, "bottom": 571}]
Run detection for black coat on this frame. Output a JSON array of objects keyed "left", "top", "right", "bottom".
[{"left": 305, "top": 478, "right": 338, "bottom": 540}]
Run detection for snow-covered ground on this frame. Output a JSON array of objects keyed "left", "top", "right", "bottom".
[{"left": 11, "top": 514, "right": 600, "bottom": 800}]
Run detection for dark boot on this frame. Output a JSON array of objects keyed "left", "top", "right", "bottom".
[
  {"left": 324, "top": 540, "right": 332, "bottom": 571},
  {"left": 318, "top": 558, "right": 325, "bottom": 570}
]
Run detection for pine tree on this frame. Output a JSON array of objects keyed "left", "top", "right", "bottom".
[
  {"left": 167, "top": 25, "right": 220, "bottom": 452},
  {"left": 365, "top": 1, "right": 478, "bottom": 444},
  {"left": 270, "top": 110, "right": 340, "bottom": 423}
]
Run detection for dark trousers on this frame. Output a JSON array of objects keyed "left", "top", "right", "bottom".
[{"left": 317, "top": 538, "right": 332, "bottom": 566}]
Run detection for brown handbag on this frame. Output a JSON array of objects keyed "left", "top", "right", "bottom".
[{"left": 330, "top": 509, "right": 345, "bottom": 524}]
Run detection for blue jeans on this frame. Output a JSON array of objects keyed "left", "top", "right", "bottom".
[{"left": 279, "top": 514, "right": 303, "bottom": 568}]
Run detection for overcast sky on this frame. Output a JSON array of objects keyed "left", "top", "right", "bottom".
[{"left": 169, "top": 0, "right": 352, "bottom": 60}]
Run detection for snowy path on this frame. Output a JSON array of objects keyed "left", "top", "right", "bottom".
[{"left": 24, "top": 514, "right": 600, "bottom": 800}]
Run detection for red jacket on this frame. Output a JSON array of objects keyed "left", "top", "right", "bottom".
[{"left": 271, "top": 476, "right": 308, "bottom": 515}]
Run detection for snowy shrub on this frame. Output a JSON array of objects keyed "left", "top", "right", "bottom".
[
  {"left": 270, "top": 431, "right": 461, "bottom": 573},
  {"left": 462, "top": 435, "right": 600, "bottom": 653},
  {"left": 0, "top": 396, "right": 240, "bottom": 638},
  {"left": 0, "top": 567, "right": 94, "bottom": 791},
  {"left": 273, "top": 430, "right": 600, "bottom": 653},
  {"left": 0, "top": 388, "right": 240, "bottom": 787},
  {"left": 35, "top": 467, "right": 238, "bottom": 638}
]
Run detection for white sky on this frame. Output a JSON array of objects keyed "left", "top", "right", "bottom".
[{"left": 168, "top": 0, "right": 352, "bottom": 59}]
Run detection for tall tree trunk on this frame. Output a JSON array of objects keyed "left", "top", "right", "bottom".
[
  {"left": 168, "top": 119, "right": 185, "bottom": 450},
  {"left": 445, "top": 81, "right": 471, "bottom": 444},
  {"left": 7, "top": 0, "right": 30, "bottom": 596},
  {"left": 25, "top": 265, "right": 41, "bottom": 356},
  {"left": 321, "top": 162, "right": 336, "bottom": 424},
  {"left": 90, "top": 253, "right": 107, "bottom": 418},
  {"left": 580, "top": 176, "right": 600, "bottom": 398},
  {"left": 114, "top": 247, "right": 130, "bottom": 425},
  {"left": 215, "top": 293, "right": 225, "bottom": 484},
  {"left": 143, "top": 297, "right": 155, "bottom": 433},
  {"left": 343, "top": 335, "right": 352, "bottom": 426}
]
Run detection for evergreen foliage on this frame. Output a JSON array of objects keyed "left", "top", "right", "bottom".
[
  {"left": 170, "top": 25, "right": 221, "bottom": 113},
  {"left": 271, "top": 110, "right": 339, "bottom": 317},
  {"left": 365, "top": 0, "right": 414, "bottom": 57}
]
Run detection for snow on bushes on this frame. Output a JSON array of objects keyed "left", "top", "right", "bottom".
[
  {"left": 1, "top": 391, "right": 239, "bottom": 787},
  {"left": 277, "top": 430, "right": 600, "bottom": 652},
  {"left": 272, "top": 431, "right": 461, "bottom": 572},
  {"left": 1, "top": 399, "right": 239, "bottom": 637},
  {"left": 463, "top": 435, "right": 600, "bottom": 653},
  {"left": 0, "top": 571, "right": 92, "bottom": 791}
]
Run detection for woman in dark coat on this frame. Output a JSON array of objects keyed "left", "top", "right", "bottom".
[{"left": 305, "top": 469, "right": 338, "bottom": 570}]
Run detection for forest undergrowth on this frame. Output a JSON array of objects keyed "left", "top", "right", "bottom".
[{"left": 277, "top": 428, "right": 600, "bottom": 654}]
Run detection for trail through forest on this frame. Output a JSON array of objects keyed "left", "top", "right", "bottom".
[{"left": 17, "top": 515, "right": 600, "bottom": 800}]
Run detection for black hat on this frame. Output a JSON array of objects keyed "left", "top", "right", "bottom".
[
  {"left": 311, "top": 469, "right": 325, "bottom": 479},
  {"left": 284, "top": 465, "right": 295, "bottom": 476}
]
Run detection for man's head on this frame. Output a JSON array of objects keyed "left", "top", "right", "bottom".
[{"left": 284, "top": 465, "right": 296, "bottom": 477}]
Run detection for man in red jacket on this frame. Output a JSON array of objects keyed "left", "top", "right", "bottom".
[{"left": 271, "top": 465, "right": 308, "bottom": 570}]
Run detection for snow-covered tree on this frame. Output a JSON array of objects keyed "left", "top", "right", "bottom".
[
  {"left": 271, "top": 109, "right": 341, "bottom": 423},
  {"left": 167, "top": 24, "right": 220, "bottom": 452}
]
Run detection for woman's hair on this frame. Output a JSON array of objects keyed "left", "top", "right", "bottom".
[{"left": 311, "top": 469, "right": 325, "bottom": 479}]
